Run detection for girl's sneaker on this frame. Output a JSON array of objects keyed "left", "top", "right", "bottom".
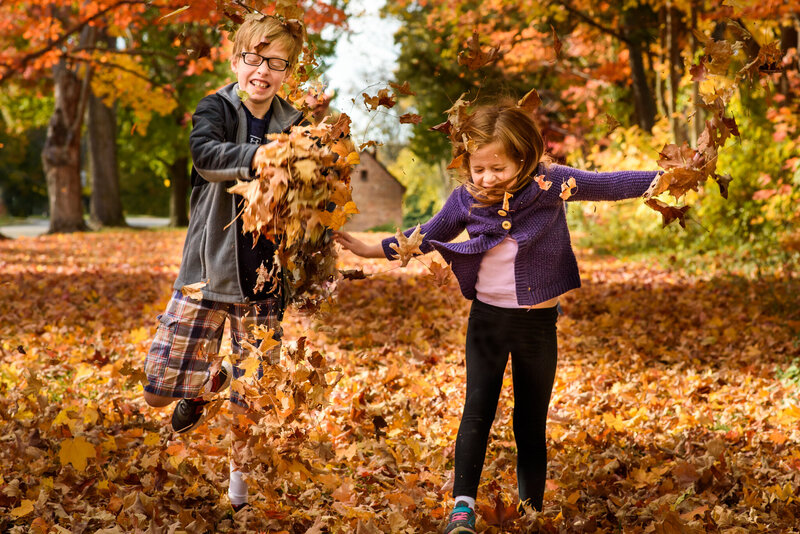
[
  {"left": 443, "top": 501, "right": 477, "bottom": 534},
  {"left": 171, "top": 361, "right": 233, "bottom": 433}
]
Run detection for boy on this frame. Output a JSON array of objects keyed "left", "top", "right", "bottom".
[{"left": 142, "top": 14, "right": 307, "bottom": 511}]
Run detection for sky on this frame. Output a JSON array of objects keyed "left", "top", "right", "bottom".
[{"left": 320, "top": 0, "right": 401, "bottom": 141}]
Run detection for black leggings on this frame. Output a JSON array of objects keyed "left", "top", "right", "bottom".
[{"left": 453, "top": 299, "right": 558, "bottom": 510}]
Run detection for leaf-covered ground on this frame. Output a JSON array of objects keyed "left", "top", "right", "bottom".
[{"left": 1, "top": 230, "right": 799, "bottom": 533}]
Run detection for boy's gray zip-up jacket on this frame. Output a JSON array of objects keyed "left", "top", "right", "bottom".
[{"left": 173, "top": 82, "right": 304, "bottom": 303}]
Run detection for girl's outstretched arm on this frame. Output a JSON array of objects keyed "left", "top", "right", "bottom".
[
  {"left": 333, "top": 231, "right": 385, "bottom": 258},
  {"left": 544, "top": 164, "right": 661, "bottom": 203}
]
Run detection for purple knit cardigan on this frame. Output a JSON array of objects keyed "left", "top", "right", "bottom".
[{"left": 381, "top": 163, "right": 660, "bottom": 306}]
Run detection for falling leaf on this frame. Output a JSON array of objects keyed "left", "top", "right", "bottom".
[
  {"left": 502, "top": 191, "right": 512, "bottom": 211},
  {"left": 427, "top": 260, "right": 453, "bottom": 287},
  {"left": 517, "top": 88, "right": 542, "bottom": 114},
  {"left": 327, "top": 113, "right": 351, "bottom": 139},
  {"left": 551, "top": 25, "right": 562, "bottom": 58},
  {"left": 363, "top": 88, "right": 396, "bottom": 110},
  {"left": 714, "top": 173, "right": 733, "bottom": 199},
  {"left": 389, "top": 81, "right": 416, "bottom": 96},
  {"left": 534, "top": 174, "right": 552, "bottom": 191},
  {"left": 340, "top": 269, "right": 368, "bottom": 280},
  {"left": 399, "top": 113, "right": 422, "bottom": 124},
  {"left": 180, "top": 281, "right": 207, "bottom": 300},
  {"left": 159, "top": 5, "right": 190, "bottom": 21},
  {"left": 446, "top": 153, "right": 466, "bottom": 170},
  {"left": 59, "top": 436, "right": 96, "bottom": 472},
  {"left": 358, "top": 140, "right": 381, "bottom": 151},
  {"left": 645, "top": 198, "right": 690, "bottom": 228},
  {"left": 560, "top": 177, "right": 577, "bottom": 200},
  {"left": 458, "top": 31, "right": 500, "bottom": 70},
  {"left": 119, "top": 361, "right": 148, "bottom": 387},
  {"left": 388, "top": 225, "right": 424, "bottom": 267},
  {"left": 602, "top": 113, "right": 621, "bottom": 135}
]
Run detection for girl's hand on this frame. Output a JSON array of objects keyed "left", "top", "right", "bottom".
[{"left": 333, "top": 231, "right": 385, "bottom": 258}]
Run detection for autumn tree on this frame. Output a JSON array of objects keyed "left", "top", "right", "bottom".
[{"left": 0, "top": 0, "right": 348, "bottom": 233}]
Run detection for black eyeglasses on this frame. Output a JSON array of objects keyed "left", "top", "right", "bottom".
[{"left": 240, "top": 52, "right": 290, "bottom": 71}]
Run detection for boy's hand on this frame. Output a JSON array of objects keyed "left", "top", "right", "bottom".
[{"left": 333, "top": 231, "right": 385, "bottom": 258}]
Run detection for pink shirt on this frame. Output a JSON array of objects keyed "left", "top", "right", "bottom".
[{"left": 475, "top": 236, "right": 521, "bottom": 308}]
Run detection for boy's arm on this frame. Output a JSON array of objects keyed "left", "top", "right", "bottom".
[
  {"left": 542, "top": 164, "right": 662, "bottom": 203},
  {"left": 189, "top": 95, "right": 260, "bottom": 183},
  {"left": 380, "top": 188, "right": 467, "bottom": 260}
]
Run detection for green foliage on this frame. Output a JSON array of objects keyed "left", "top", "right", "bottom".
[
  {"left": 776, "top": 359, "right": 800, "bottom": 387},
  {"left": 116, "top": 108, "right": 183, "bottom": 217},
  {"left": 0, "top": 124, "right": 48, "bottom": 217},
  {"left": 382, "top": 4, "right": 529, "bottom": 165},
  {"left": 569, "top": 90, "right": 799, "bottom": 274}
]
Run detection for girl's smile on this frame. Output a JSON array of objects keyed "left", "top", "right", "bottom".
[{"left": 469, "top": 141, "right": 520, "bottom": 189}]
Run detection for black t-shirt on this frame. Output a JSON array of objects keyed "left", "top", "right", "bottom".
[{"left": 235, "top": 105, "right": 279, "bottom": 301}]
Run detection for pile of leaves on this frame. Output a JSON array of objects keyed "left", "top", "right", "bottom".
[
  {"left": 228, "top": 119, "right": 359, "bottom": 310},
  {"left": 2, "top": 230, "right": 800, "bottom": 532}
]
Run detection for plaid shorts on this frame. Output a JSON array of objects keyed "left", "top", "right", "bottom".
[{"left": 143, "top": 290, "right": 282, "bottom": 408}]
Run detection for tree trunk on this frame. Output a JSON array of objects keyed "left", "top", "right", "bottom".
[
  {"left": 169, "top": 156, "right": 189, "bottom": 226},
  {"left": 665, "top": 2, "right": 687, "bottom": 144},
  {"left": 88, "top": 91, "right": 126, "bottom": 228},
  {"left": 627, "top": 40, "right": 657, "bottom": 132},
  {"left": 42, "top": 59, "right": 88, "bottom": 233},
  {"left": 690, "top": 2, "right": 703, "bottom": 145},
  {"left": 88, "top": 29, "right": 126, "bottom": 229}
]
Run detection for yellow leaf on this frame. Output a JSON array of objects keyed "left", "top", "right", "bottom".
[
  {"left": 346, "top": 151, "right": 360, "bottom": 165},
  {"left": 180, "top": 281, "right": 207, "bottom": 300},
  {"left": 603, "top": 412, "right": 626, "bottom": 431},
  {"left": 143, "top": 433, "right": 160, "bottom": 447},
  {"left": 239, "top": 355, "right": 261, "bottom": 378},
  {"left": 59, "top": 436, "right": 96, "bottom": 472},
  {"left": 129, "top": 327, "right": 150, "bottom": 344},
  {"left": 11, "top": 499, "right": 34, "bottom": 518},
  {"left": 343, "top": 201, "right": 359, "bottom": 215},
  {"left": 318, "top": 209, "right": 348, "bottom": 231}
]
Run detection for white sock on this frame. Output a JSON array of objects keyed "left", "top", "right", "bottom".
[
  {"left": 228, "top": 461, "right": 248, "bottom": 506},
  {"left": 454, "top": 496, "right": 475, "bottom": 510}
]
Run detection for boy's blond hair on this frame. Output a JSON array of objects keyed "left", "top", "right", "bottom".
[{"left": 232, "top": 15, "right": 305, "bottom": 67}]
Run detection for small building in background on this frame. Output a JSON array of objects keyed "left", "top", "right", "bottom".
[{"left": 345, "top": 150, "right": 405, "bottom": 231}]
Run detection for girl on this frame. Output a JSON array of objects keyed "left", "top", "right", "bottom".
[{"left": 334, "top": 100, "right": 661, "bottom": 534}]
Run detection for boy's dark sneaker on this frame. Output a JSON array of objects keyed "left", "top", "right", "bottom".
[
  {"left": 171, "top": 360, "right": 232, "bottom": 433},
  {"left": 232, "top": 502, "right": 249, "bottom": 513},
  {"left": 443, "top": 501, "right": 476, "bottom": 534}
]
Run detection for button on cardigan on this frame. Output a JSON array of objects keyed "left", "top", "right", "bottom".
[{"left": 381, "top": 163, "right": 661, "bottom": 306}]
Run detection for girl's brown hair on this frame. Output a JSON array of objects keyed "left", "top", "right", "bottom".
[
  {"left": 459, "top": 99, "right": 547, "bottom": 206},
  {"left": 232, "top": 15, "right": 305, "bottom": 67}
]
